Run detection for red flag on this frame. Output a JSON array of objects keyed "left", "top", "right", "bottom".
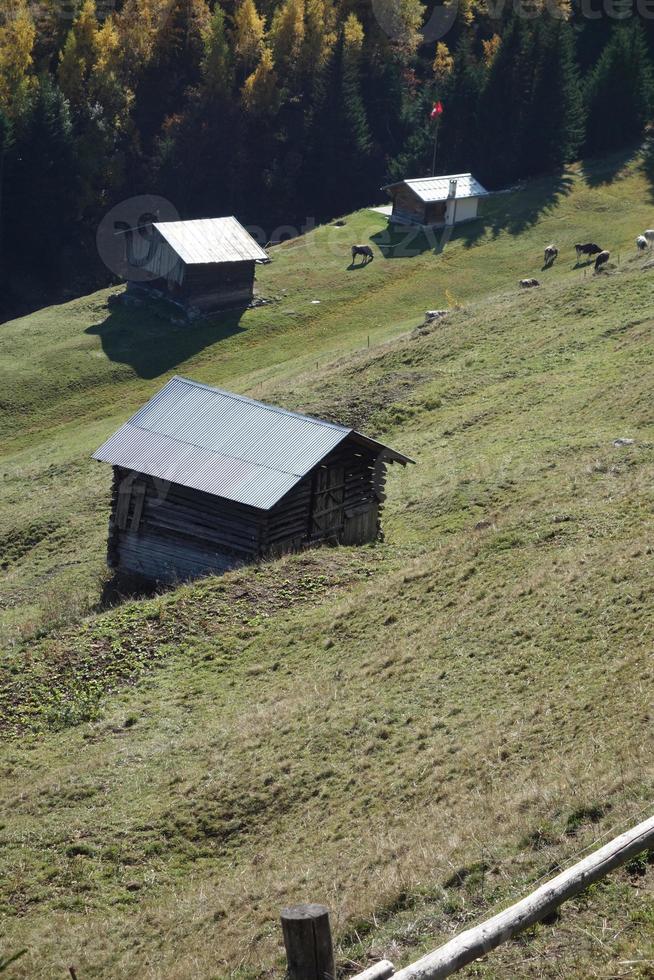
[{"left": 430, "top": 100, "right": 444, "bottom": 120}]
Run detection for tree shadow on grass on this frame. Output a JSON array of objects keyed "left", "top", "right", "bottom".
[
  {"left": 369, "top": 170, "right": 575, "bottom": 258},
  {"left": 85, "top": 302, "right": 247, "bottom": 379},
  {"left": 370, "top": 223, "right": 453, "bottom": 259},
  {"left": 458, "top": 170, "right": 575, "bottom": 249},
  {"left": 637, "top": 136, "right": 654, "bottom": 205},
  {"left": 581, "top": 144, "right": 640, "bottom": 188}
]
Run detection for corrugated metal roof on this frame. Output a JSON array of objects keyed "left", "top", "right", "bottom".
[
  {"left": 385, "top": 174, "right": 489, "bottom": 202},
  {"left": 154, "top": 217, "right": 269, "bottom": 265},
  {"left": 93, "top": 377, "right": 413, "bottom": 510}
]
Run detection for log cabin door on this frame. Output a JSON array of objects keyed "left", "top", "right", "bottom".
[
  {"left": 310, "top": 464, "right": 345, "bottom": 538},
  {"left": 425, "top": 201, "right": 446, "bottom": 225}
]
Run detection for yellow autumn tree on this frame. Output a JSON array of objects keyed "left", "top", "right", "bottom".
[
  {"left": 156, "top": 0, "right": 210, "bottom": 71},
  {"left": 372, "top": 0, "right": 424, "bottom": 58},
  {"left": 343, "top": 12, "right": 365, "bottom": 56},
  {"left": 0, "top": 0, "right": 36, "bottom": 116},
  {"left": 269, "top": 0, "right": 304, "bottom": 77},
  {"left": 242, "top": 45, "right": 279, "bottom": 115},
  {"left": 202, "top": 3, "right": 232, "bottom": 94},
  {"left": 432, "top": 41, "right": 453, "bottom": 81},
  {"left": 551, "top": 0, "right": 572, "bottom": 18},
  {"left": 302, "top": 0, "right": 336, "bottom": 75},
  {"left": 90, "top": 16, "right": 130, "bottom": 119},
  {"left": 58, "top": 0, "right": 101, "bottom": 106},
  {"left": 482, "top": 33, "right": 501, "bottom": 66},
  {"left": 233, "top": 0, "right": 265, "bottom": 75},
  {"left": 114, "top": 0, "right": 172, "bottom": 81}
]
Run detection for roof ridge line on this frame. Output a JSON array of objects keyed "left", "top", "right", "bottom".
[
  {"left": 407, "top": 173, "right": 471, "bottom": 180},
  {"left": 166, "top": 376, "right": 351, "bottom": 433},
  {"left": 154, "top": 215, "right": 239, "bottom": 228}
]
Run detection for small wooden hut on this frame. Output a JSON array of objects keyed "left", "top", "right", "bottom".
[
  {"left": 383, "top": 174, "right": 488, "bottom": 228},
  {"left": 93, "top": 377, "right": 413, "bottom": 584},
  {"left": 124, "top": 216, "right": 268, "bottom": 312}
]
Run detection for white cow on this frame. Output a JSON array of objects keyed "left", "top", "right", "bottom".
[{"left": 643, "top": 229, "right": 654, "bottom": 247}]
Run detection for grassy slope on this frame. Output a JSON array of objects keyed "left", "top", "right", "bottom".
[{"left": 1, "top": 152, "right": 654, "bottom": 977}]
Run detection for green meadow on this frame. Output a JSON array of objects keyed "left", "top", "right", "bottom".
[{"left": 1, "top": 150, "right": 653, "bottom": 978}]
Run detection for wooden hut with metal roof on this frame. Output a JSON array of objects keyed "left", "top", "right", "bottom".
[
  {"left": 383, "top": 174, "right": 488, "bottom": 228},
  {"left": 93, "top": 377, "right": 413, "bottom": 585},
  {"left": 124, "top": 216, "right": 268, "bottom": 313}
]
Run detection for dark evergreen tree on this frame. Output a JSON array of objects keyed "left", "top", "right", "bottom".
[
  {"left": 152, "top": 3, "right": 241, "bottom": 220},
  {"left": 363, "top": 30, "right": 415, "bottom": 180},
  {"left": 133, "top": 0, "right": 210, "bottom": 152},
  {"left": 585, "top": 21, "right": 653, "bottom": 155},
  {"left": 297, "top": 40, "right": 336, "bottom": 218},
  {"left": 0, "top": 110, "right": 13, "bottom": 290},
  {"left": 153, "top": 93, "right": 242, "bottom": 219},
  {"left": 522, "top": 18, "right": 584, "bottom": 176},
  {"left": 301, "top": 16, "right": 377, "bottom": 219},
  {"left": 476, "top": 15, "right": 538, "bottom": 188},
  {"left": 6, "top": 77, "right": 78, "bottom": 281},
  {"left": 438, "top": 36, "right": 484, "bottom": 175},
  {"left": 340, "top": 14, "right": 373, "bottom": 203}
]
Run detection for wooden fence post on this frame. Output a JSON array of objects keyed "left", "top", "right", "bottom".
[{"left": 281, "top": 903, "right": 335, "bottom": 980}]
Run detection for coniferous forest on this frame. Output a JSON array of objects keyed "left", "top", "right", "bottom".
[{"left": 0, "top": 0, "right": 653, "bottom": 315}]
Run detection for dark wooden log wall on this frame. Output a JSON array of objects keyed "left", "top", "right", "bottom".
[
  {"left": 266, "top": 479, "right": 313, "bottom": 554},
  {"left": 107, "top": 440, "right": 390, "bottom": 585},
  {"left": 271, "top": 442, "right": 387, "bottom": 550},
  {"left": 321, "top": 442, "right": 386, "bottom": 543},
  {"left": 108, "top": 467, "right": 265, "bottom": 584},
  {"left": 180, "top": 261, "right": 256, "bottom": 310}
]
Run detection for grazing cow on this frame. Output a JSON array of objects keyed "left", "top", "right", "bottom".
[
  {"left": 594, "top": 250, "right": 610, "bottom": 272},
  {"left": 544, "top": 244, "right": 558, "bottom": 265},
  {"left": 351, "top": 244, "right": 374, "bottom": 265},
  {"left": 520, "top": 278, "right": 540, "bottom": 288},
  {"left": 575, "top": 242, "right": 602, "bottom": 261},
  {"left": 643, "top": 229, "right": 654, "bottom": 247},
  {"left": 636, "top": 235, "right": 648, "bottom": 251}
]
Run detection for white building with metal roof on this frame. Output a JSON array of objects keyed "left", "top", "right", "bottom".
[
  {"left": 94, "top": 377, "right": 413, "bottom": 584},
  {"left": 383, "top": 174, "right": 489, "bottom": 228}
]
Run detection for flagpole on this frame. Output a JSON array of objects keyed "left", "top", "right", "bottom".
[
  {"left": 430, "top": 102, "right": 443, "bottom": 177},
  {"left": 431, "top": 119, "right": 440, "bottom": 177}
]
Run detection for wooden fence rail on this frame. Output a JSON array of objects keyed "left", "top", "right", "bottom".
[{"left": 281, "top": 813, "right": 654, "bottom": 980}]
